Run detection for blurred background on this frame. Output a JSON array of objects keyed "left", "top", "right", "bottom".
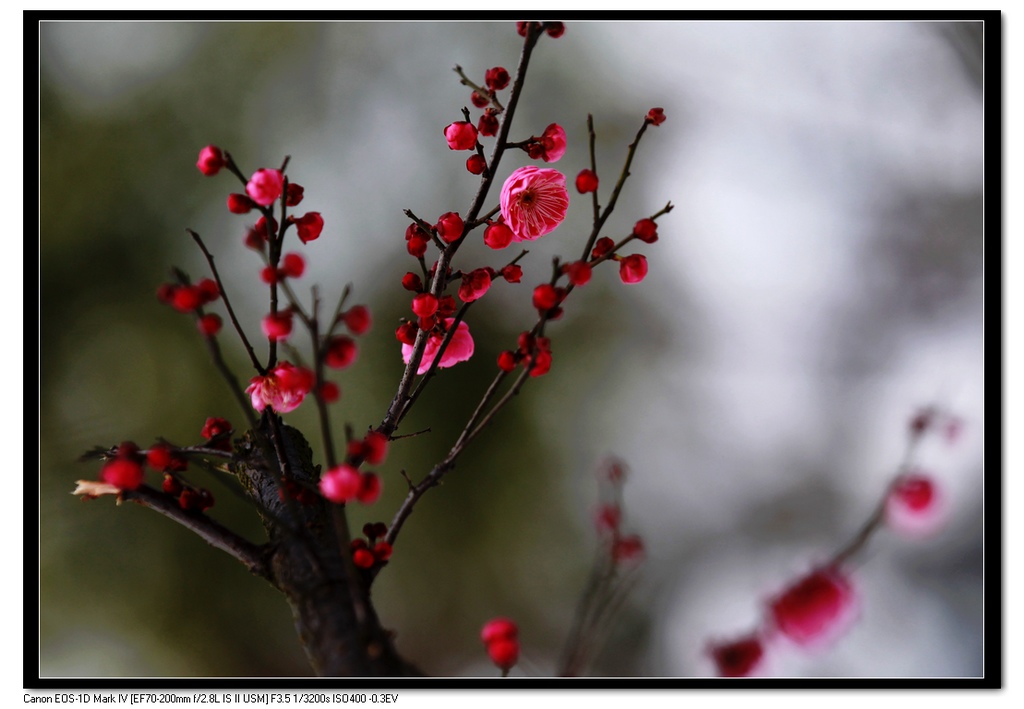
[{"left": 38, "top": 20, "right": 985, "bottom": 678}]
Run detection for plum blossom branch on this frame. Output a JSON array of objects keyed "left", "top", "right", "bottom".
[
  {"left": 118, "top": 484, "right": 270, "bottom": 579},
  {"left": 705, "top": 406, "right": 959, "bottom": 677},
  {"left": 580, "top": 116, "right": 657, "bottom": 262},
  {"left": 384, "top": 364, "right": 532, "bottom": 550},
  {"left": 453, "top": 64, "right": 506, "bottom": 112},
  {"left": 188, "top": 229, "right": 265, "bottom": 376},
  {"left": 378, "top": 25, "right": 545, "bottom": 438}
]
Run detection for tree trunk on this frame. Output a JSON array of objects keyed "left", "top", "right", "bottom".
[{"left": 233, "top": 417, "right": 421, "bottom": 676}]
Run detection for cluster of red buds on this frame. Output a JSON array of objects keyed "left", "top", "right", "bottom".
[
  {"left": 480, "top": 617, "right": 520, "bottom": 675},
  {"left": 77, "top": 417, "right": 234, "bottom": 512},
  {"left": 350, "top": 522, "right": 393, "bottom": 571}
]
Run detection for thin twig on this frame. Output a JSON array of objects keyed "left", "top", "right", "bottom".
[
  {"left": 188, "top": 229, "right": 265, "bottom": 376},
  {"left": 378, "top": 26, "right": 543, "bottom": 438}
]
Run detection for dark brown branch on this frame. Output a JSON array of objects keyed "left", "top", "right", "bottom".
[{"left": 121, "top": 484, "right": 270, "bottom": 579}]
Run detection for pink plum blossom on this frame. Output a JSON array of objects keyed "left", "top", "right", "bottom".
[
  {"left": 245, "top": 361, "right": 314, "bottom": 413},
  {"left": 402, "top": 318, "right": 474, "bottom": 375},
  {"left": 537, "top": 123, "right": 567, "bottom": 162},
  {"left": 499, "top": 166, "right": 569, "bottom": 241}
]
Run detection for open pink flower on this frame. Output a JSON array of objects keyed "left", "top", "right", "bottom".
[
  {"left": 500, "top": 166, "right": 569, "bottom": 241},
  {"left": 246, "top": 361, "right": 314, "bottom": 413},
  {"left": 768, "top": 567, "right": 858, "bottom": 648},
  {"left": 401, "top": 318, "right": 474, "bottom": 375}
]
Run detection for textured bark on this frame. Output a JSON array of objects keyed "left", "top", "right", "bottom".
[{"left": 232, "top": 417, "right": 421, "bottom": 676}]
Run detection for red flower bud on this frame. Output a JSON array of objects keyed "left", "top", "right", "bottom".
[
  {"left": 435, "top": 212, "right": 465, "bottom": 243},
  {"left": 285, "top": 183, "right": 304, "bottom": 207},
  {"left": 373, "top": 541, "right": 393, "bottom": 562},
  {"left": 458, "top": 269, "right": 492, "bottom": 303},
  {"left": 227, "top": 193, "right": 254, "bottom": 214},
  {"left": 768, "top": 568, "right": 858, "bottom": 648},
  {"left": 412, "top": 293, "right": 439, "bottom": 318},
  {"left": 196, "top": 278, "right": 220, "bottom": 304},
  {"left": 646, "top": 107, "right": 666, "bottom": 126},
  {"left": 485, "top": 66, "right": 510, "bottom": 91},
  {"left": 481, "top": 617, "right": 518, "bottom": 645},
  {"left": 294, "top": 211, "right": 324, "bottom": 243},
  {"left": 532, "top": 283, "right": 561, "bottom": 311},
  {"left": 325, "top": 336, "right": 358, "bottom": 369},
  {"left": 497, "top": 351, "right": 517, "bottom": 372},
  {"left": 171, "top": 286, "right": 202, "bottom": 313},
  {"left": 395, "top": 321, "right": 418, "bottom": 345},
  {"left": 196, "top": 145, "right": 225, "bottom": 176},
  {"left": 708, "top": 635, "right": 765, "bottom": 678},
  {"left": 443, "top": 121, "right": 479, "bottom": 151},
  {"left": 261, "top": 311, "right": 293, "bottom": 342},
  {"left": 565, "top": 260, "right": 592, "bottom": 286},
  {"left": 282, "top": 253, "right": 306, "bottom": 278},
  {"left": 197, "top": 313, "right": 222, "bottom": 337},
  {"left": 618, "top": 254, "right": 648, "bottom": 284},
  {"left": 478, "top": 111, "right": 500, "bottom": 137},
  {"left": 545, "top": 21, "right": 565, "bottom": 38},
  {"left": 575, "top": 169, "right": 599, "bottom": 194},
  {"left": 353, "top": 548, "right": 376, "bottom": 569},
  {"left": 357, "top": 472, "right": 382, "bottom": 505},
  {"left": 246, "top": 168, "right": 284, "bottom": 206},
  {"left": 487, "top": 639, "right": 519, "bottom": 672},
  {"left": 407, "top": 235, "right": 429, "bottom": 257},
  {"left": 343, "top": 305, "right": 372, "bottom": 335},
  {"left": 363, "top": 431, "right": 389, "bottom": 465},
  {"left": 592, "top": 237, "right": 616, "bottom": 260},
  {"left": 162, "top": 474, "right": 183, "bottom": 496},
  {"left": 633, "top": 218, "right": 658, "bottom": 243},
  {"left": 500, "top": 264, "right": 523, "bottom": 283},
  {"left": 483, "top": 222, "right": 514, "bottom": 250},
  {"left": 466, "top": 154, "right": 486, "bottom": 175},
  {"left": 401, "top": 273, "right": 423, "bottom": 293}
]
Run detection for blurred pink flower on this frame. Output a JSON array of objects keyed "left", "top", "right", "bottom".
[
  {"left": 246, "top": 361, "right": 314, "bottom": 413},
  {"left": 885, "top": 472, "right": 946, "bottom": 538},
  {"left": 768, "top": 568, "right": 858, "bottom": 648}
]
